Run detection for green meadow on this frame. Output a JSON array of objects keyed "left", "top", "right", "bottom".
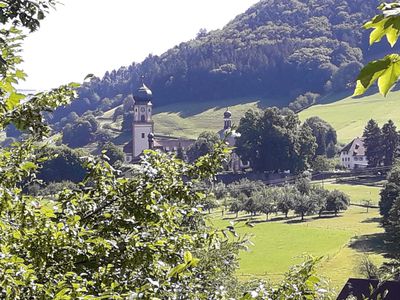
[
  {"left": 211, "top": 182, "right": 386, "bottom": 289},
  {"left": 101, "top": 90, "right": 400, "bottom": 143},
  {"left": 318, "top": 181, "right": 382, "bottom": 206},
  {"left": 299, "top": 90, "right": 400, "bottom": 143}
]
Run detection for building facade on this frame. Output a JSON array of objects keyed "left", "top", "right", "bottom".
[{"left": 339, "top": 137, "right": 368, "bottom": 169}]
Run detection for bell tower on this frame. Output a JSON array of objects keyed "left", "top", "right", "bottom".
[
  {"left": 224, "top": 108, "right": 232, "bottom": 130},
  {"left": 132, "top": 81, "right": 154, "bottom": 157}
]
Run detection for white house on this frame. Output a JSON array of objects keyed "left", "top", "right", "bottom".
[{"left": 339, "top": 137, "right": 368, "bottom": 169}]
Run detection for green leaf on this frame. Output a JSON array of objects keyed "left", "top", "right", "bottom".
[
  {"left": 12, "top": 231, "right": 21, "bottom": 240},
  {"left": 183, "top": 251, "right": 192, "bottom": 264},
  {"left": 20, "top": 161, "right": 37, "bottom": 171},
  {"left": 68, "top": 82, "right": 80, "bottom": 88},
  {"left": 168, "top": 263, "right": 187, "bottom": 277},
  {"left": 364, "top": 15, "right": 400, "bottom": 47},
  {"left": 15, "top": 69, "right": 26, "bottom": 80},
  {"left": 378, "top": 54, "right": 400, "bottom": 95},
  {"left": 189, "top": 258, "right": 200, "bottom": 267},
  {"left": 354, "top": 54, "right": 400, "bottom": 96},
  {"left": 5, "top": 92, "right": 25, "bottom": 110}
]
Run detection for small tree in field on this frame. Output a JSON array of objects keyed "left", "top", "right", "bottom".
[
  {"left": 254, "top": 189, "right": 276, "bottom": 221},
  {"left": 277, "top": 185, "right": 296, "bottom": 218},
  {"left": 326, "top": 190, "right": 350, "bottom": 216},
  {"left": 294, "top": 193, "right": 317, "bottom": 221}
]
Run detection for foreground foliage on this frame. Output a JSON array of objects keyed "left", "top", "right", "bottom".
[
  {"left": 355, "top": 2, "right": 400, "bottom": 96},
  {"left": 0, "top": 1, "right": 343, "bottom": 298}
]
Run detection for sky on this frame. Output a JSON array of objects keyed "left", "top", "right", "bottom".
[{"left": 19, "top": 0, "right": 259, "bottom": 90}]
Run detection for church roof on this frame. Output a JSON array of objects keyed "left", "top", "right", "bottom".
[{"left": 134, "top": 83, "right": 153, "bottom": 102}]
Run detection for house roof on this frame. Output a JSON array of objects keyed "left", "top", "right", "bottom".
[{"left": 340, "top": 137, "right": 366, "bottom": 156}]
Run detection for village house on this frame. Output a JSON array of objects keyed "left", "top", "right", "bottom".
[{"left": 339, "top": 137, "right": 368, "bottom": 169}]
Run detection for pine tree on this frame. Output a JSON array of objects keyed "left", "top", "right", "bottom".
[
  {"left": 382, "top": 120, "right": 399, "bottom": 166},
  {"left": 363, "top": 119, "right": 383, "bottom": 167}
]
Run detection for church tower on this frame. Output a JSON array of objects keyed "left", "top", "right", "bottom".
[
  {"left": 223, "top": 108, "right": 232, "bottom": 130},
  {"left": 132, "top": 82, "right": 154, "bottom": 157}
]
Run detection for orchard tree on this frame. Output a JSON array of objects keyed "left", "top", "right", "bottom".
[
  {"left": 326, "top": 190, "right": 350, "bottom": 216},
  {"left": 254, "top": 188, "right": 276, "bottom": 221},
  {"left": 277, "top": 185, "right": 295, "bottom": 218},
  {"left": 293, "top": 193, "right": 316, "bottom": 221}
]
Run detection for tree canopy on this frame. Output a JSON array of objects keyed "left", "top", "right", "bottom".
[{"left": 235, "top": 107, "right": 316, "bottom": 173}]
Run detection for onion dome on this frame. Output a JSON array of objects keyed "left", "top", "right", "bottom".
[
  {"left": 134, "top": 83, "right": 153, "bottom": 102},
  {"left": 148, "top": 132, "right": 155, "bottom": 139},
  {"left": 224, "top": 108, "right": 232, "bottom": 119}
]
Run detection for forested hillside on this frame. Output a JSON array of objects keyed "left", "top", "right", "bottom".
[{"left": 52, "top": 0, "right": 384, "bottom": 122}]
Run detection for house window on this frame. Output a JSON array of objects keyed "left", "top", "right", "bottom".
[{"left": 142, "top": 133, "right": 145, "bottom": 139}]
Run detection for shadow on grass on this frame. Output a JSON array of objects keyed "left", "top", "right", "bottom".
[
  {"left": 335, "top": 176, "right": 386, "bottom": 187},
  {"left": 349, "top": 232, "right": 388, "bottom": 255},
  {"left": 284, "top": 214, "right": 342, "bottom": 224},
  {"left": 361, "top": 217, "right": 382, "bottom": 224},
  {"left": 153, "top": 93, "right": 290, "bottom": 118}
]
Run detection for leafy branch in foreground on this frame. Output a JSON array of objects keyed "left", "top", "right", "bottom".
[{"left": 355, "top": 2, "right": 400, "bottom": 96}]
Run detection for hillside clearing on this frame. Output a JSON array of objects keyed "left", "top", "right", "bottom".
[{"left": 299, "top": 90, "right": 400, "bottom": 143}]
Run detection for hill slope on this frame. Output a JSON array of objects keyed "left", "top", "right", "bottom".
[
  {"left": 51, "top": 0, "right": 384, "bottom": 125},
  {"left": 101, "top": 90, "right": 398, "bottom": 142},
  {"left": 299, "top": 90, "right": 400, "bottom": 143}
]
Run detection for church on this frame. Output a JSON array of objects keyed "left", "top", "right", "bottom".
[
  {"left": 122, "top": 83, "right": 195, "bottom": 163},
  {"left": 123, "top": 83, "right": 248, "bottom": 172}
]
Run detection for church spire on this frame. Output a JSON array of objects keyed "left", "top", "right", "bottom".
[{"left": 224, "top": 108, "right": 232, "bottom": 130}]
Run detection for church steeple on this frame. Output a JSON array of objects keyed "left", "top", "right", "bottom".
[
  {"left": 132, "top": 79, "right": 154, "bottom": 157},
  {"left": 223, "top": 108, "right": 232, "bottom": 130}
]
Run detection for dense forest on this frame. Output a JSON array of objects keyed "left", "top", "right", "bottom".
[{"left": 51, "top": 0, "right": 385, "bottom": 122}]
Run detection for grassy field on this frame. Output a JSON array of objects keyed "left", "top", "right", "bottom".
[
  {"left": 299, "top": 89, "right": 400, "bottom": 143},
  {"left": 99, "top": 89, "right": 400, "bottom": 142},
  {"left": 316, "top": 181, "right": 382, "bottom": 206},
  {"left": 101, "top": 95, "right": 286, "bottom": 140},
  {"left": 211, "top": 182, "right": 386, "bottom": 289}
]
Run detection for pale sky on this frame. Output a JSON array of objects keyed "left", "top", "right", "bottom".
[{"left": 20, "top": 0, "right": 259, "bottom": 90}]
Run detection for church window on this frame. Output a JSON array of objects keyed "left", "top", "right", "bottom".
[
  {"left": 142, "top": 133, "right": 145, "bottom": 138},
  {"left": 135, "top": 108, "right": 138, "bottom": 112},
  {"left": 141, "top": 115, "right": 145, "bottom": 122}
]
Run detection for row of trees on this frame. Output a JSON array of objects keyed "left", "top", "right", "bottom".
[
  {"left": 363, "top": 119, "right": 399, "bottom": 167},
  {"left": 211, "top": 178, "right": 349, "bottom": 221}
]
